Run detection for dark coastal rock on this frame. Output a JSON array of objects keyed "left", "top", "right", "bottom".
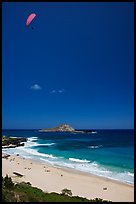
[{"left": 2, "top": 136, "right": 27, "bottom": 149}]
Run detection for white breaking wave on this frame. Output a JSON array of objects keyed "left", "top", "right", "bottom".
[
  {"left": 69, "top": 158, "right": 90, "bottom": 163},
  {"left": 2, "top": 138, "right": 56, "bottom": 159},
  {"left": 34, "top": 143, "right": 56, "bottom": 147},
  {"left": 24, "top": 141, "right": 38, "bottom": 147},
  {"left": 27, "top": 137, "right": 38, "bottom": 141},
  {"left": 21, "top": 148, "right": 57, "bottom": 159},
  {"left": 25, "top": 142, "right": 56, "bottom": 148},
  {"left": 88, "top": 145, "right": 103, "bottom": 149},
  {"left": 127, "top": 172, "right": 134, "bottom": 177},
  {"left": 25, "top": 137, "right": 55, "bottom": 148},
  {"left": 23, "top": 137, "right": 39, "bottom": 147}
]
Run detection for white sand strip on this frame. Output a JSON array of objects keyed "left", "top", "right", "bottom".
[{"left": 2, "top": 154, "right": 134, "bottom": 202}]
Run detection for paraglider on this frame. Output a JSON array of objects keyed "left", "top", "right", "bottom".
[{"left": 26, "top": 13, "right": 36, "bottom": 29}]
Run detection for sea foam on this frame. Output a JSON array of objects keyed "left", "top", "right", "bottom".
[
  {"left": 2, "top": 133, "right": 134, "bottom": 185},
  {"left": 88, "top": 145, "right": 103, "bottom": 149},
  {"left": 69, "top": 158, "right": 90, "bottom": 163}
]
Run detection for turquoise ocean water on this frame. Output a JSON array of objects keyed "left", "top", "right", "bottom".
[{"left": 2, "top": 129, "right": 134, "bottom": 185}]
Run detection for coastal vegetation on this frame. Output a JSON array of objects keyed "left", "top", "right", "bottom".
[{"left": 2, "top": 175, "right": 111, "bottom": 202}]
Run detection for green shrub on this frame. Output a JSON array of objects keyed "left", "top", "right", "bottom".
[
  {"left": 61, "top": 188, "right": 72, "bottom": 196},
  {"left": 3, "top": 174, "right": 14, "bottom": 189},
  {"left": 2, "top": 176, "right": 112, "bottom": 202}
]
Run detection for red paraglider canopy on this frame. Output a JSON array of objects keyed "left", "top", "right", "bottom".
[{"left": 26, "top": 13, "right": 36, "bottom": 26}]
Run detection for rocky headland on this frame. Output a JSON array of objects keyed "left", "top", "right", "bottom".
[{"left": 2, "top": 135, "right": 27, "bottom": 149}]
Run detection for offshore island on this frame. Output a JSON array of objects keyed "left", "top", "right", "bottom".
[
  {"left": 39, "top": 124, "right": 84, "bottom": 133},
  {"left": 39, "top": 124, "right": 75, "bottom": 132}
]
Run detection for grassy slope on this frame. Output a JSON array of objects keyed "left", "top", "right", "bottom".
[{"left": 2, "top": 175, "right": 111, "bottom": 202}]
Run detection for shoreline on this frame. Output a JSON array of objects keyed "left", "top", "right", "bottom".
[
  {"left": 2, "top": 150, "right": 134, "bottom": 187},
  {"left": 52, "top": 163, "right": 134, "bottom": 187},
  {"left": 2, "top": 152, "right": 134, "bottom": 202}
]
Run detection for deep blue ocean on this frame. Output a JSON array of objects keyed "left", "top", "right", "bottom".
[{"left": 2, "top": 129, "right": 134, "bottom": 185}]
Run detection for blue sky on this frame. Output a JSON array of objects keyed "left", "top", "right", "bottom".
[{"left": 2, "top": 2, "right": 134, "bottom": 129}]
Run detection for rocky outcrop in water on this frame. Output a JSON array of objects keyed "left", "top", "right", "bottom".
[
  {"left": 2, "top": 136, "right": 27, "bottom": 149},
  {"left": 39, "top": 124, "right": 75, "bottom": 132}
]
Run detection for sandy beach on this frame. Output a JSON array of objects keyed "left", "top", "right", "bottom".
[{"left": 2, "top": 153, "right": 134, "bottom": 202}]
